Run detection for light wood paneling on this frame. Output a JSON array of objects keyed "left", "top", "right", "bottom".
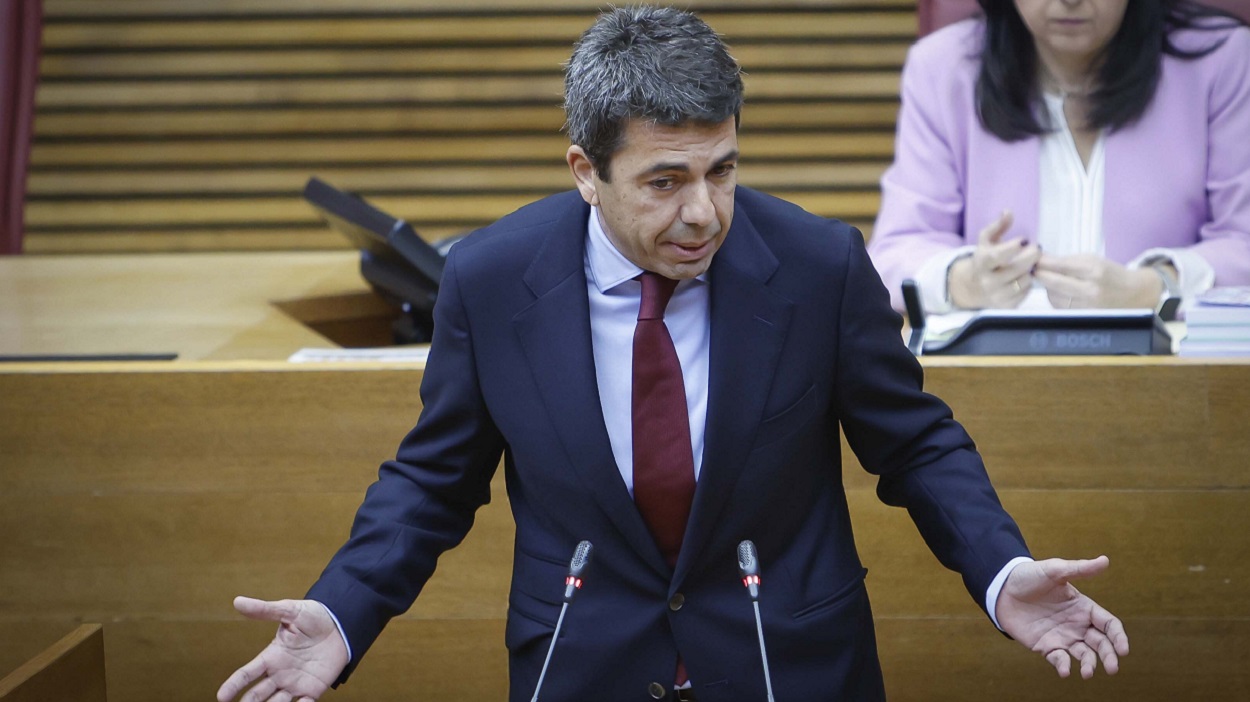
[
  {"left": 30, "top": 133, "right": 896, "bottom": 167},
  {"left": 25, "top": 191, "right": 883, "bottom": 229},
  {"left": 41, "top": 14, "right": 916, "bottom": 48},
  {"left": 844, "top": 362, "right": 1250, "bottom": 490},
  {"left": 20, "top": 221, "right": 877, "bottom": 255},
  {"left": 29, "top": 1, "right": 910, "bottom": 252},
  {"left": 0, "top": 252, "right": 369, "bottom": 360},
  {"left": 42, "top": 0, "right": 916, "bottom": 17},
  {"left": 38, "top": 44, "right": 909, "bottom": 79},
  {"left": 32, "top": 103, "right": 900, "bottom": 139},
  {"left": 4, "top": 617, "right": 1242, "bottom": 702},
  {"left": 28, "top": 162, "right": 889, "bottom": 197},
  {"left": 853, "top": 489, "right": 1250, "bottom": 618},
  {"left": 37, "top": 72, "right": 898, "bottom": 107},
  {"left": 0, "top": 625, "right": 106, "bottom": 702},
  {"left": 4, "top": 357, "right": 1249, "bottom": 700},
  {"left": 1, "top": 489, "right": 1246, "bottom": 621},
  {"left": 3, "top": 617, "right": 1246, "bottom": 702},
  {"left": 873, "top": 617, "right": 1250, "bottom": 702}
]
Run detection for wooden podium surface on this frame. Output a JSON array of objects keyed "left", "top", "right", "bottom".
[
  {"left": 0, "top": 251, "right": 381, "bottom": 361},
  {"left": 2, "top": 253, "right": 1248, "bottom": 701}
]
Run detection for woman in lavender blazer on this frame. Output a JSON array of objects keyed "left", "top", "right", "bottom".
[{"left": 868, "top": 0, "right": 1250, "bottom": 314}]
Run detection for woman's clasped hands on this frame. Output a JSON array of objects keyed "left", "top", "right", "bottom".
[{"left": 949, "top": 211, "right": 1164, "bottom": 310}]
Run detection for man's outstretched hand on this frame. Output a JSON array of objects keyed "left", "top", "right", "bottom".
[
  {"left": 216, "top": 596, "right": 350, "bottom": 702},
  {"left": 997, "top": 556, "right": 1130, "bottom": 679}
]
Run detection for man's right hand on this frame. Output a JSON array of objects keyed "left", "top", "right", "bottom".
[
  {"left": 216, "top": 596, "right": 350, "bottom": 702},
  {"left": 949, "top": 210, "right": 1040, "bottom": 310}
]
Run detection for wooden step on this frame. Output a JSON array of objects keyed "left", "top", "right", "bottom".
[
  {"left": 36, "top": 72, "right": 900, "bottom": 109},
  {"left": 32, "top": 103, "right": 900, "bottom": 139},
  {"left": 42, "top": 13, "right": 917, "bottom": 50},
  {"left": 43, "top": 0, "right": 916, "bottom": 18},
  {"left": 27, "top": 162, "right": 888, "bottom": 197},
  {"left": 38, "top": 43, "right": 909, "bottom": 79},
  {"left": 21, "top": 219, "right": 877, "bottom": 255},
  {"left": 24, "top": 191, "right": 883, "bottom": 230},
  {"left": 28, "top": 1, "right": 912, "bottom": 254},
  {"left": 31, "top": 133, "right": 896, "bottom": 167}
]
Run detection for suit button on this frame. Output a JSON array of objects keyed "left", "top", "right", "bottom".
[
  {"left": 648, "top": 681, "right": 667, "bottom": 699},
  {"left": 669, "top": 593, "right": 685, "bottom": 611}
]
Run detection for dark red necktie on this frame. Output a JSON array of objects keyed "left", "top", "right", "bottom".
[
  {"left": 632, "top": 272, "right": 696, "bottom": 688},
  {"left": 632, "top": 272, "right": 696, "bottom": 568}
]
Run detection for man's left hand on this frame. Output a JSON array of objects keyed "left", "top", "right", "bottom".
[{"left": 996, "top": 555, "right": 1130, "bottom": 679}]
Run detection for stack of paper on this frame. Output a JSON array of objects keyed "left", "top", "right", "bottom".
[{"left": 1180, "top": 288, "right": 1250, "bottom": 357}]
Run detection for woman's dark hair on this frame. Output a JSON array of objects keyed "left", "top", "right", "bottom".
[{"left": 975, "top": 0, "right": 1246, "bottom": 140}]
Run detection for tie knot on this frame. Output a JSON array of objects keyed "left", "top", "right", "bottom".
[{"left": 638, "top": 272, "right": 679, "bottom": 321}]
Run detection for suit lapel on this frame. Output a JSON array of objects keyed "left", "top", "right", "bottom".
[
  {"left": 675, "top": 200, "right": 793, "bottom": 588},
  {"left": 512, "top": 198, "right": 670, "bottom": 577}
]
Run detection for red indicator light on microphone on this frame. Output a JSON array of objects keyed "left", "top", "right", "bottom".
[
  {"left": 565, "top": 576, "right": 583, "bottom": 590},
  {"left": 742, "top": 574, "right": 760, "bottom": 588}
]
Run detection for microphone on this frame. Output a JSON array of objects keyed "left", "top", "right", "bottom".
[
  {"left": 531, "top": 540, "right": 593, "bottom": 702},
  {"left": 738, "top": 539, "right": 761, "bottom": 599},
  {"left": 563, "top": 539, "right": 593, "bottom": 602},
  {"left": 901, "top": 279, "right": 926, "bottom": 356},
  {"left": 737, "top": 540, "right": 776, "bottom": 702}
]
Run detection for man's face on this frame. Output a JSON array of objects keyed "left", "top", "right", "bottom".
[{"left": 567, "top": 117, "right": 738, "bottom": 280}]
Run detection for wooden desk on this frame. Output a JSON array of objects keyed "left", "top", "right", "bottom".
[
  {"left": 0, "top": 252, "right": 389, "bottom": 361},
  {"left": 1, "top": 255, "right": 1248, "bottom": 701}
]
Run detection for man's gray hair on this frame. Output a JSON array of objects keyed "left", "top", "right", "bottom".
[{"left": 564, "top": 5, "right": 744, "bottom": 180}]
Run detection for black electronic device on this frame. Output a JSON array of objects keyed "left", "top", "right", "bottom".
[
  {"left": 302, "top": 176, "right": 446, "bottom": 343},
  {"left": 901, "top": 279, "right": 1172, "bottom": 356}
]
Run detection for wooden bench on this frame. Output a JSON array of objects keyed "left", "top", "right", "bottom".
[{"left": 27, "top": 0, "right": 916, "bottom": 252}]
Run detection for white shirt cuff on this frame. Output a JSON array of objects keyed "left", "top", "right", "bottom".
[
  {"left": 913, "top": 246, "right": 977, "bottom": 314},
  {"left": 1129, "top": 248, "right": 1216, "bottom": 304},
  {"left": 313, "top": 600, "right": 353, "bottom": 662},
  {"left": 985, "top": 556, "right": 1035, "bottom": 631}
]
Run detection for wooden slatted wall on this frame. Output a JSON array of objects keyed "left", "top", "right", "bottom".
[{"left": 27, "top": 0, "right": 915, "bottom": 253}]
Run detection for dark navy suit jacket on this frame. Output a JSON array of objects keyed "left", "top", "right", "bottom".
[{"left": 306, "top": 187, "right": 1030, "bottom": 701}]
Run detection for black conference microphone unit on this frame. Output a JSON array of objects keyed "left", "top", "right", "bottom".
[
  {"left": 901, "top": 279, "right": 926, "bottom": 356},
  {"left": 899, "top": 278, "right": 1171, "bottom": 355},
  {"left": 530, "top": 540, "right": 594, "bottom": 702},
  {"left": 738, "top": 540, "right": 776, "bottom": 702}
]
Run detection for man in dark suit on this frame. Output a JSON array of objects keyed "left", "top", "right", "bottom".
[{"left": 218, "top": 7, "right": 1128, "bottom": 702}]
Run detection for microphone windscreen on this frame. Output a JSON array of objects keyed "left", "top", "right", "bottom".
[
  {"left": 569, "top": 540, "right": 593, "bottom": 577},
  {"left": 737, "top": 540, "right": 758, "bottom": 576}
]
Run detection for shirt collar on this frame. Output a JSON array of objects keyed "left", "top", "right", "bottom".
[
  {"left": 586, "top": 205, "right": 642, "bottom": 294},
  {"left": 584, "top": 205, "right": 709, "bottom": 294}
]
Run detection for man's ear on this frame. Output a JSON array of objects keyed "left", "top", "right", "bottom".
[{"left": 566, "top": 145, "right": 600, "bottom": 206}]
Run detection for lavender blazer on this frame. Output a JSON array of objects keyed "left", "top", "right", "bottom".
[{"left": 868, "top": 19, "right": 1250, "bottom": 310}]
